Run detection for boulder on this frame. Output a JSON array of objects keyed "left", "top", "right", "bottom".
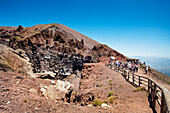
[
  {"left": 0, "top": 44, "right": 35, "bottom": 77},
  {"left": 40, "top": 80, "right": 74, "bottom": 101}
]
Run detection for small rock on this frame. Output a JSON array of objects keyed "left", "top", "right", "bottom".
[
  {"left": 4, "top": 78, "right": 9, "bottom": 82},
  {"left": 97, "top": 106, "right": 101, "bottom": 109},
  {"left": 81, "top": 102, "right": 84, "bottom": 106},
  {"left": 35, "top": 107, "right": 40, "bottom": 111},
  {"left": 87, "top": 104, "right": 93, "bottom": 107},
  {"left": 28, "top": 105, "right": 31, "bottom": 108},
  {"left": 7, "top": 101, "right": 10, "bottom": 104},
  {"left": 51, "top": 80, "right": 56, "bottom": 85},
  {"left": 29, "top": 88, "right": 37, "bottom": 94},
  {"left": 16, "top": 81, "right": 20, "bottom": 84},
  {"left": 2, "top": 93, "right": 4, "bottom": 96},
  {"left": 14, "top": 76, "right": 24, "bottom": 80},
  {"left": 101, "top": 103, "right": 110, "bottom": 108}
]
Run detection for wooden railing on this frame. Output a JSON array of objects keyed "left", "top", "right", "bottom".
[
  {"left": 106, "top": 63, "right": 170, "bottom": 113},
  {"left": 140, "top": 65, "right": 170, "bottom": 84}
]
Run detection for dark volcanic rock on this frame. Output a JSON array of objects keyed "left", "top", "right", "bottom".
[
  {"left": 17, "top": 25, "right": 24, "bottom": 32},
  {"left": 0, "top": 24, "right": 130, "bottom": 78}
]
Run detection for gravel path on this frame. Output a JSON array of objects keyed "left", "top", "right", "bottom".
[{"left": 136, "top": 68, "right": 170, "bottom": 91}]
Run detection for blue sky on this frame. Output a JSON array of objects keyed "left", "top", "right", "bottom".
[{"left": 1, "top": 0, "right": 170, "bottom": 58}]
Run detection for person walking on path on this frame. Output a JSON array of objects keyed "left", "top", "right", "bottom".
[
  {"left": 132, "top": 65, "right": 135, "bottom": 73},
  {"left": 135, "top": 64, "right": 138, "bottom": 72},
  {"left": 145, "top": 66, "right": 148, "bottom": 74}
]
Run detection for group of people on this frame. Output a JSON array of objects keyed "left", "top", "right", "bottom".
[
  {"left": 113, "top": 60, "right": 139, "bottom": 73},
  {"left": 109, "top": 60, "right": 150, "bottom": 74}
]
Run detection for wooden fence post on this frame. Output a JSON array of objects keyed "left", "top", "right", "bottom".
[
  {"left": 132, "top": 73, "right": 134, "bottom": 84},
  {"left": 139, "top": 76, "right": 141, "bottom": 87},
  {"left": 148, "top": 79, "right": 150, "bottom": 92},
  {"left": 128, "top": 72, "right": 129, "bottom": 81},
  {"left": 152, "top": 84, "right": 157, "bottom": 109},
  {"left": 160, "top": 91, "right": 166, "bottom": 113}
]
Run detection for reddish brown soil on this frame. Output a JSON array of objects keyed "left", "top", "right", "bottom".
[
  {"left": 80, "top": 63, "right": 152, "bottom": 113},
  {"left": 0, "top": 63, "right": 153, "bottom": 113}
]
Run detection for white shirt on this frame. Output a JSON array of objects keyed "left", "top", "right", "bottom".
[{"left": 146, "top": 66, "right": 148, "bottom": 70}]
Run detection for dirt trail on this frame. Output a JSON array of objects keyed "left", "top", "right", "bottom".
[{"left": 135, "top": 68, "right": 170, "bottom": 91}]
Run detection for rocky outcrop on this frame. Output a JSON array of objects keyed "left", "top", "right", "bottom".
[
  {"left": 0, "top": 24, "right": 129, "bottom": 78},
  {"left": 0, "top": 24, "right": 86, "bottom": 78},
  {"left": 16, "top": 25, "right": 24, "bottom": 32},
  {"left": 40, "top": 80, "right": 74, "bottom": 101},
  {"left": 0, "top": 44, "right": 35, "bottom": 77},
  {"left": 92, "top": 44, "right": 128, "bottom": 62},
  {"left": 0, "top": 24, "right": 129, "bottom": 64},
  {"left": 0, "top": 24, "right": 95, "bottom": 55}
]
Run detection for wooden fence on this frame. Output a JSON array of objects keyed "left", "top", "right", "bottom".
[
  {"left": 140, "top": 65, "right": 170, "bottom": 84},
  {"left": 148, "top": 71, "right": 170, "bottom": 84},
  {"left": 106, "top": 63, "right": 170, "bottom": 113}
]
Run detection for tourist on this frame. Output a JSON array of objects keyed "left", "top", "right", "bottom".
[
  {"left": 136, "top": 64, "right": 138, "bottom": 72},
  {"left": 133, "top": 65, "right": 135, "bottom": 73},
  {"left": 125, "top": 62, "right": 128, "bottom": 69},
  {"left": 145, "top": 66, "right": 148, "bottom": 74},
  {"left": 128, "top": 62, "right": 131, "bottom": 71},
  {"left": 115, "top": 60, "right": 119, "bottom": 68},
  {"left": 122, "top": 62, "right": 125, "bottom": 69},
  {"left": 118, "top": 62, "right": 121, "bottom": 68}
]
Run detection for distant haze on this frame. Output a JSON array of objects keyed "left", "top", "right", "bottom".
[{"left": 133, "top": 56, "right": 170, "bottom": 77}]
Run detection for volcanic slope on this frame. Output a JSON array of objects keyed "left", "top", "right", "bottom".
[
  {"left": 0, "top": 24, "right": 128, "bottom": 61},
  {"left": 0, "top": 24, "right": 153, "bottom": 112}
]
